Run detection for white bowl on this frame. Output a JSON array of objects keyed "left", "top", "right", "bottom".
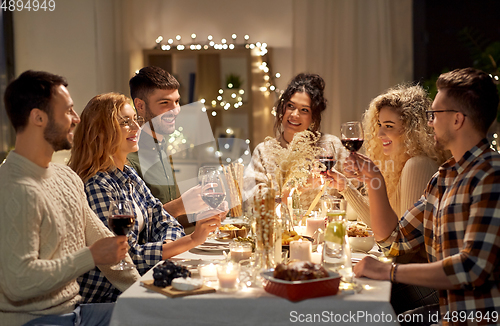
[{"left": 348, "top": 235, "right": 375, "bottom": 252}]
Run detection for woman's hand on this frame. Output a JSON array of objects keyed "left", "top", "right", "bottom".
[
  {"left": 326, "top": 169, "right": 349, "bottom": 192},
  {"left": 343, "top": 152, "right": 382, "bottom": 182},
  {"left": 190, "top": 214, "right": 222, "bottom": 245}
]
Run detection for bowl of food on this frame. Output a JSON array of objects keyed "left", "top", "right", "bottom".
[
  {"left": 218, "top": 224, "right": 249, "bottom": 239},
  {"left": 347, "top": 222, "right": 375, "bottom": 252},
  {"left": 261, "top": 261, "right": 340, "bottom": 302}
]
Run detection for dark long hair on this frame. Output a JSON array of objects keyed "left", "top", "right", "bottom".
[{"left": 273, "top": 73, "right": 327, "bottom": 137}]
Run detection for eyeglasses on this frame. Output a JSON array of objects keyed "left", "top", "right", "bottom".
[
  {"left": 118, "top": 116, "right": 145, "bottom": 131},
  {"left": 425, "top": 110, "right": 465, "bottom": 122}
]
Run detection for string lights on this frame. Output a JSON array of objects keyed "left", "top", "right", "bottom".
[{"left": 152, "top": 33, "right": 282, "bottom": 114}]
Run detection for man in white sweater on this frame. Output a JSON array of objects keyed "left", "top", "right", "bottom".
[{"left": 0, "top": 70, "right": 139, "bottom": 326}]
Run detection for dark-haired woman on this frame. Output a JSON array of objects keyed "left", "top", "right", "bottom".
[{"left": 243, "top": 73, "right": 347, "bottom": 207}]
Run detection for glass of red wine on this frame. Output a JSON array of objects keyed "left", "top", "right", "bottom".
[
  {"left": 316, "top": 140, "right": 337, "bottom": 175},
  {"left": 341, "top": 121, "right": 364, "bottom": 152},
  {"left": 108, "top": 199, "right": 136, "bottom": 271}
]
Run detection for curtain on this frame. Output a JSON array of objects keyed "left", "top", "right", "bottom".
[{"left": 292, "top": 0, "right": 413, "bottom": 137}]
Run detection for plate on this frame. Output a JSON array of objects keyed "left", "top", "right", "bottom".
[
  {"left": 172, "top": 259, "right": 214, "bottom": 269},
  {"left": 195, "top": 242, "right": 229, "bottom": 252},
  {"left": 260, "top": 271, "right": 340, "bottom": 302}
]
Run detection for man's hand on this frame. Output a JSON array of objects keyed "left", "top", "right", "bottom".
[
  {"left": 195, "top": 202, "right": 228, "bottom": 222},
  {"left": 89, "top": 236, "right": 128, "bottom": 265},
  {"left": 353, "top": 256, "right": 391, "bottom": 281},
  {"left": 180, "top": 185, "right": 210, "bottom": 215},
  {"left": 191, "top": 215, "right": 222, "bottom": 245}
]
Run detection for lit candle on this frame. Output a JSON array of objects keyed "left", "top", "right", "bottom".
[
  {"left": 289, "top": 239, "right": 312, "bottom": 262},
  {"left": 217, "top": 262, "right": 240, "bottom": 292},
  {"left": 229, "top": 242, "right": 252, "bottom": 263},
  {"left": 311, "top": 244, "right": 323, "bottom": 264},
  {"left": 305, "top": 216, "right": 326, "bottom": 237},
  {"left": 294, "top": 225, "right": 307, "bottom": 236},
  {"left": 198, "top": 263, "right": 218, "bottom": 282}
]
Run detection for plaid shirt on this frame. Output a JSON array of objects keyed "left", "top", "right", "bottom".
[
  {"left": 379, "top": 139, "right": 500, "bottom": 325},
  {"left": 78, "top": 166, "right": 184, "bottom": 303}
]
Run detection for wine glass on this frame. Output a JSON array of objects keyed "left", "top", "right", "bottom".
[
  {"left": 340, "top": 121, "right": 364, "bottom": 152},
  {"left": 108, "top": 199, "right": 136, "bottom": 271},
  {"left": 201, "top": 170, "right": 227, "bottom": 238},
  {"left": 198, "top": 166, "right": 218, "bottom": 184},
  {"left": 316, "top": 140, "right": 337, "bottom": 175},
  {"left": 201, "top": 170, "right": 227, "bottom": 210}
]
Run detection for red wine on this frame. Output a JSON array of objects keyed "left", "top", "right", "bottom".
[
  {"left": 318, "top": 156, "right": 337, "bottom": 172},
  {"left": 109, "top": 215, "right": 135, "bottom": 236},
  {"left": 202, "top": 192, "right": 226, "bottom": 209},
  {"left": 341, "top": 138, "right": 364, "bottom": 152}
]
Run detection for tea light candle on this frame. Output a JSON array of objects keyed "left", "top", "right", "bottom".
[
  {"left": 229, "top": 242, "right": 252, "bottom": 263},
  {"left": 217, "top": 262, "right": 240, "bottom": 291},
  {"left": 305, "top": 217, "right": 326, "bottom": 237},
  {"left": 198, "top": 263, "right": 218, "bottom": 281},
  {"left": 378, "top": 256, "right": 394, "bottom": 264},
  {"left": 289, "top": 239, "right": 312, "bottom": 262},
  {"left": 311, "top": 244, "right": 323, "bottom": 264},
  {"left": 311, "top": 252, "right": 322, "bottom": 264}
]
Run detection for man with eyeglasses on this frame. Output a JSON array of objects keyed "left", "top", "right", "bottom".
[{"left": 342, "top": 68, "right": 500, "bottom": 325}]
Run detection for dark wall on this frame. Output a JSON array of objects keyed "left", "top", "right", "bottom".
[{"left": 413, "top": 0, "right": 500, "bottom": 82}]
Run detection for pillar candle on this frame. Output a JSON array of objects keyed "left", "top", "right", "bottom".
[
  {"left": 289, "top": 240, "right": 312, "bottom": 262},
  {"left": 217, "top": 263, "right": 240, "bottom": 291},
  {"left": 305, "top": 217, "right": 326, "bottom": 237}
]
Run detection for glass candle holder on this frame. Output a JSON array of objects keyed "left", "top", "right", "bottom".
[
  {"left": 217, "top": 261, "right": 240, "bottom": 292},
  {"left": 198, "top": 263, "right": 218, "bottom": 285},
  {"left": 229, "top": 241, "right": 252, "bottom": 263}
]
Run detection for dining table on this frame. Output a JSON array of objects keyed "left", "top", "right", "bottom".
[{"left": 109, "top": 231, "right": 399, "bottom": 326}]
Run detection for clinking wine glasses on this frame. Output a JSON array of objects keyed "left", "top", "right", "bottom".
[
  {"left": 316, "top": 140, "right": 337, "bottom": 175},
  {"left": 108, "top": 199, "right": 136, "bottom": 271}
]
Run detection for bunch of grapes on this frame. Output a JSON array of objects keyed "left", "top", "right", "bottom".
[{"left": 153, "top": 260, "right": 191, "bottom": 288}]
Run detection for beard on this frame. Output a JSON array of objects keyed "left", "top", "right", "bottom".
[
  {"left": 434, "top": 129, "right": 452, "bottom": 152},
  {"left": 44, "top": 118, "right": 73, "bottom": 151},
  {"left": 144, "top": 103, "right": 176, "bottom": 136}
]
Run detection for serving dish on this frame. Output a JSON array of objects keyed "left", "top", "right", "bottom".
[
  {"left": 218, "top": 223, "right": 249, "bottom": 239},
  {"left": 260, "top": 270, "right": 340, "bottom": 302}
]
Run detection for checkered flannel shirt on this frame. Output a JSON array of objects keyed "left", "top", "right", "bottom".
[
  {"left": 378, "top": 139, "right": 500, "bottom": 325},
  {"left": 78, "top": 165, "right": 185, "bottom": 303}
]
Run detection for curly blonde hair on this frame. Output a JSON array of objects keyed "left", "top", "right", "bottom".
[
  {"left": 69, "top": 93, "right": 131, "bottom": 182},
  {"left": 363, "top": 84, "right": 450, "bottom": 199}
]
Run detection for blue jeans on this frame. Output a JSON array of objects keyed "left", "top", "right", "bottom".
[{"left": 22, "top": 303, "right": 114, "bottom": 326}]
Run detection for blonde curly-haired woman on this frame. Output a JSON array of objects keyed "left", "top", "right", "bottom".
[
  {"left": 334, "top": 84, "right": 449, "bottom": 228},
  {"left": 330, "top": 84, "right": 450, "bottom": 315}
]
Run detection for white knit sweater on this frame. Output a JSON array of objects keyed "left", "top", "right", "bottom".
[
  {"left": 243, "top": 134, "right": 348, "bottom": 208},
  {"left": 0, "top": 152, "right": 139, "bottom": 326}
]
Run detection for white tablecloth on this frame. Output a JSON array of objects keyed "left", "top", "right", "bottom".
[{"left": 110, "top": 247, "right": 398, "bottom": 326}]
